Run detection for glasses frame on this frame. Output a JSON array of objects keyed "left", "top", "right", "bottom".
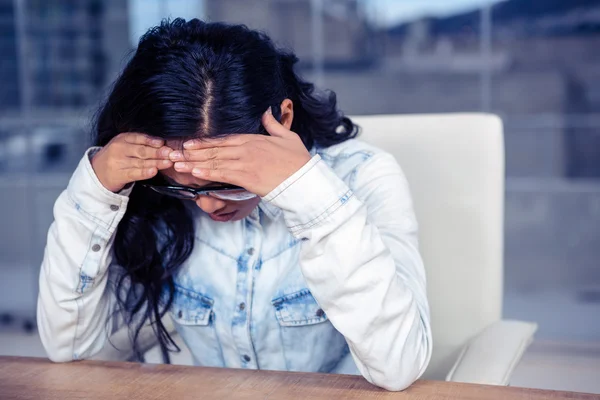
[{"left": 142, "top": 182, "right": 255, "bottom": 201}]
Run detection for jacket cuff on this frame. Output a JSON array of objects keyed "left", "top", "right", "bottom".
[
  {"left": 264, "top": 155, "right": 360, "bottom": 236},
  {"left": 66, "top": 147, "right": 131, "bottom": 233}
]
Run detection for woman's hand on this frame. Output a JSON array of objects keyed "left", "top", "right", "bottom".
[
  {"left": 169, "top": 108, "right": 312, "bottom": 197},
  {"left": 91, "top": 132, "right": 174, "bottom": 193}
]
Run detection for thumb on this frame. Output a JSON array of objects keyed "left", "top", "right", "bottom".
[{"left": 262, "top": 107, "right": 292, "bottom": 138}]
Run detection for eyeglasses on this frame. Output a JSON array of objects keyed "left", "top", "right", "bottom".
[{"left": 142, "top": 182, "right": 258, "bottom": 202}]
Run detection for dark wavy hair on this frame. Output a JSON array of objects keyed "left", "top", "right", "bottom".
[{"left": 94, "top": 18, "right": 358, "bottom": 363}]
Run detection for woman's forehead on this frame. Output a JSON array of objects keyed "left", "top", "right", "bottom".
[{"left": 160, "top": 168, "right": 213, "bottom": 188}]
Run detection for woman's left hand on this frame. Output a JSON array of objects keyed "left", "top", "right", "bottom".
[{"left": 169, "top": 108, "right": 312, "bottom": 197}]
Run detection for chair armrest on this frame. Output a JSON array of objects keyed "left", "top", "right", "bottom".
[
  {"left": 446, "top": 320, "right": 538, "bottom": 385},
  {"left": 91, "top": 315, "right": 176, "bottom": 362}
]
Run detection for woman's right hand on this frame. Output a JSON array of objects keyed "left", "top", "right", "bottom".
[{"left": 91, "top": 132, "right": 173, "bottom": 193}]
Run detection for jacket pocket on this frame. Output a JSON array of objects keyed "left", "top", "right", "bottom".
[
  {"left": 168, "top": 285, "right": 224, "bottom": 367},
  {"left": 271, "top": 289, "right": 348, "bottom": 372},
  {"left": 170, "top": 285, "right": 214, "bottom": 326},
  {"left": 272, "top": 289, "right": 328, "bottom": 327}
]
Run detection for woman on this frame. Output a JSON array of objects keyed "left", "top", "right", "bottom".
[{"left": 37, "top": 18, "right": 431, "bottom": 391}]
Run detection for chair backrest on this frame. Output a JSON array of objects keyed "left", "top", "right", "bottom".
[{"left": 351, "top": 113, "right": 505, "bottom": 380}]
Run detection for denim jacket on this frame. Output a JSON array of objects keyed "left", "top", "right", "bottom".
[{"left": 37, "top": 138, "right": 432, "bottom": 391}]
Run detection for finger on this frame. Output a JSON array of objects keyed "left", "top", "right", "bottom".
[
  {"left": 122, "top": 133, "right": 165, "bottom": 148},
  {"left": 126, "top": 145, "right": 172, "bottom": 160},
  {"left": 182, "top": 135, "right": 254, "bottom": 150},
  {"left": 157, "top": 159, "right": 174, "bottom": 170},
  {"left": 169, "top": 146, "right": 241, "bottom": 162},
  {"left": 174, "top": 159, "right": 245, "bottom": 173},
  {"left": 129, "top": 158, "right": 173, "bottom": 170},
  {"left": 262, "top": 107, "right": 290, "bottom": 138},
  {"left": 190, "top": 167, "right": 252, "bottom": 188},
  {"left": 125, "top": 167, "right": 158, "bottom": 181}
]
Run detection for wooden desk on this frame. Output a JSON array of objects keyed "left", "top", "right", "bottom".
[{"left": 0, "top": 356, "right": 596, "bottom": 399}]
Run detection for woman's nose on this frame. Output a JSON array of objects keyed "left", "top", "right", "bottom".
[{"left": 195, "top": 195, "right": 227, "bottom": 214}]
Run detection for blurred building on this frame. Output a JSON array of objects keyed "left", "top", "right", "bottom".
[
  {"left": 0, "top": 0, "right": 131, "bottom": 171},
  {"left": 0, "top": 0, "right": 20, "bottom": 110},
  {"left": 204, "top": 0, "right": 375, "bottom": 69},
  {"left": 365, "top": 0, "right": 600, "bottom": 178},
  {"left": 24, "top": 0, "right": 130, "bottom": 109},
  {"left": 16, "top": 0, "right": 130, "bottom": 110}
]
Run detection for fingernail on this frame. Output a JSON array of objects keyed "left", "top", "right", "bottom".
[
  {"left": 169, "top": 151, "right": 182, "bottom": 161},
  {"left": 192, "top": 168, "right": 204, "bottom": 176},
  {"left": 152, "top": 139, "right": 163, "bottom": 146},
  {"left": 159, "top": 148, "right": 171, "bottom": 157},
  {"left": 174, "top": 162, "right": 187, "bottom": 170},
  {"left": 161, "top": 159, "right": 171, "bottom": 166},
  {"left": 183, "top": 141, "right": 195, "bottom": 149},
  {"left": 264, "top": 107, "right": 272, "bottom": 116}
]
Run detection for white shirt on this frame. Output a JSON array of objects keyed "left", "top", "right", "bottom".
[{"left": 37, "top": 138, "right": 432, "bottom": 391}]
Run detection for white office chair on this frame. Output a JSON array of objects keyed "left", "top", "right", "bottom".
[
  {"left": 353, "top": 113, "right": 537, "bottom": 385},
  {"left": 96, "top": 113, "right": 537, "bottom": 386}
]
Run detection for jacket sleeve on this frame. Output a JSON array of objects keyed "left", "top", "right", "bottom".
[
  {"left": 264, "top": 152, "right": 432, "bottom": 391},
  {"left": 37, "top": 148, "right": 132, "bottom": 362}
]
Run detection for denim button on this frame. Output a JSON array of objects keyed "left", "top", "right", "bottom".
[
  {"left": 247, "top": 248, "right": 255, "bottom": 256},
  {"left": 243, "top": 354, "right": 251, "bottom": 362},
  {"left": 91, "top": 244, "right": 101, "bottom": 252},
  {"left": 316, "top": 308, "right": 324, "bottom": 317},
  {"left": 177, "top": 310, "right": 183, "bottom": 319},
  {"left": 239, "top": 302, "right": 246, "bottom": 311},
  {"left": 110, "top": 205, "right": 119, "bottom": 211}
]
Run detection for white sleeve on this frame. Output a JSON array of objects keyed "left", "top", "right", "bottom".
[
  {"left": 264, "top": 153, "right": 432, "bottom": 391},
  {"left": 37, "top": 148, "right": 133, "bottom": 362}
]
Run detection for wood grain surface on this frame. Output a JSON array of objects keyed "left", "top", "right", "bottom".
[{"left": 0, "top": 356, "right": 598, "bottom": 400}]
